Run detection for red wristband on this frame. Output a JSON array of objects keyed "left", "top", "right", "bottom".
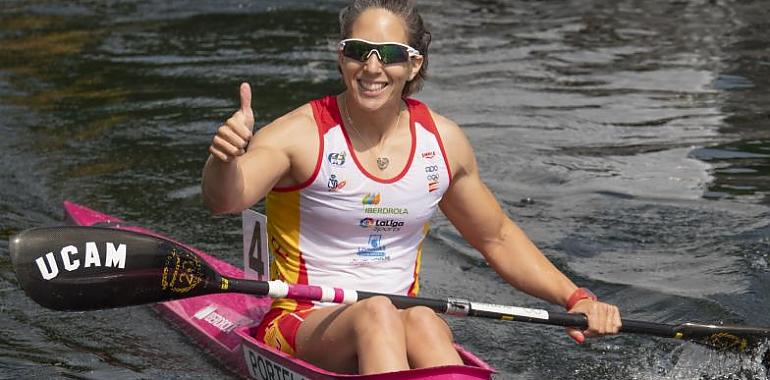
[{"left": 565, "top": 287, "right": 597, "bottom": 310}]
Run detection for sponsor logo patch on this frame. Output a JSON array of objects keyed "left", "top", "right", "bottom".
[
  {"left": 351, "top": 234, "right": 391, "bottom": 265},
  {"left": 327, "top": 151, "right": 346, "bottom": 166},
  {"left": 356, "top": 234, "right": 388, "bottom": 258},
  {"left": 363, "top": 206, "right": 409, "bottom": 215},
  {"left": 425, "top": 164, "right": 440, "bottom": 193},
  {"left": 327, "top": 174, "right": 347, "bottom": 192},
  {"left": 359, "top": 217, "right": 404, "bottom": 232},
  {"left": 361, "top": 193, "right": 408, "bottom": 215},
  {"left": 361, "top": 193, "right": 381, "bottom": 205}
]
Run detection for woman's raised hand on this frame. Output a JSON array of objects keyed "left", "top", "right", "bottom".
[{"left": 209, "top": 82, "right": 255, "bottom": 162}]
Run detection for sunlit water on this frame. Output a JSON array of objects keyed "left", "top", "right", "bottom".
[{"left": 1, "top": 0, "right": 769, "bottom": 379}]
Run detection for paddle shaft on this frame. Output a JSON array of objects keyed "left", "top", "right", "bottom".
[{"left": 226, "top": 278, "right": 676, "bottom": 338}]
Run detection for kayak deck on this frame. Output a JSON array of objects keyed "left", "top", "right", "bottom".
[{"left": 62, "top": 201, "right": 495, "bottom": 379}]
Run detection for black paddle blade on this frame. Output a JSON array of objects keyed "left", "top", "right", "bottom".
[
  {"left": 676, "top": 323, "right": 770, "bottom": 351},
  {"left": 10, "top": 226, "right": 223, "bottom": 311}
]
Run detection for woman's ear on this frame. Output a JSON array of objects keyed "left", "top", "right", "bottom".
[{"left": 408, "top": 56, "right": 424, "bottom": 81}]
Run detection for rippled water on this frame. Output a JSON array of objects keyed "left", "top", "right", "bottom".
[{"left": 1, "top": 0, "right": 769, "bottom": 379}]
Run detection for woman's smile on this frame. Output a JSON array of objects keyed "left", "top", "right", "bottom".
[{"left": 357, "top": 78, "right": 389, "bottom": 97}]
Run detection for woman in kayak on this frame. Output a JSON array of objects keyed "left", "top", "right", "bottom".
[{"left": 202, "top": 0, "right": 621, "bottom": 374}]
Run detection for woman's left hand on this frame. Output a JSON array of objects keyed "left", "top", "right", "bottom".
[{"left": 566, "top": 299, "right": 622, "bottom": 344}]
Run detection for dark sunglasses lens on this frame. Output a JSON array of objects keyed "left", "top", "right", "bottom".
[
  {"left": 343, "top": 41, "right": 372, "bottom": 62},
  {"left": 378, "top": 44, "right": 409, "bottom": 64}
]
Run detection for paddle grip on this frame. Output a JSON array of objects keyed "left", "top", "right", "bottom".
[
  {"left": 547, "top": 312, "right": 678, "bottom": 338},
  {"left": 226, "top": 278, "right": 271, "bottom": 296},
  {"left": 546, "top": 312, "right": 677, "bottom": 338},
  {"left": 539, "top": 311, "right": 588, "bottom": 328}
]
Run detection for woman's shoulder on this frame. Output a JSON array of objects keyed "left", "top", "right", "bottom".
[
  {"left": 263, "top": 94, "right": 340, "bottom": 132},
  {"left": 413, "top": 101, "right": 475, "bottom": 176},
  {"left": 255, "top": 101, "right": 317, "bottom": 138},
  {"left": 270, "top": 102, "right": 316, "bottom": 129},
  {"left": 404, "top": 99, "right": 459, "bottom": 134},
  {"left": 247, "top": 101, "right": 319, "bottom": 157},
  {"left": 417, "top": 103, "right": 466, "bottom": 146}
]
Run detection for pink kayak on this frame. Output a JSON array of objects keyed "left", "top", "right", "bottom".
[{"left": 62, "top": 201, "right": 496, "bottom": 380}]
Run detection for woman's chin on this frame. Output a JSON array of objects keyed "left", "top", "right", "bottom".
[{"left": 350, "top": 88, "right": 401, "bottom": 111}]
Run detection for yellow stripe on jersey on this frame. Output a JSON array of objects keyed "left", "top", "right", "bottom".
[
  {"left": 409, "top": 223, "right": 430, "bottom": 296},
  {"left": 266, "top": 190, "right": 303, "bottom": 312}
]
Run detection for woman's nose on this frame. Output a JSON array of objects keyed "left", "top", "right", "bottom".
[{"left": 363, "top": 50, "right": 384, "bottom": 72}]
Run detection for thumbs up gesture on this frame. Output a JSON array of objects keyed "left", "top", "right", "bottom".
[{"left": 209, "top": 82, "right": 255, "bottom": 162}]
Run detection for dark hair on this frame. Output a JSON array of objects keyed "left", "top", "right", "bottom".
[{"left": 339, "top": 0, "right": 431, "bottom": 97}]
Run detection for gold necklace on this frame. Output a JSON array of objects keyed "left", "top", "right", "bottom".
[{"left": 341, "top": 95, "right": 402, "bottom": 171}]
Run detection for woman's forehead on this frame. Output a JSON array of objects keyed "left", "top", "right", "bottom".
[{"left": 349, "top": 8, "right": 409, "bottom": 44}]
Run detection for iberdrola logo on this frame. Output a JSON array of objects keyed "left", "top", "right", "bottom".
[{"left": 361, "top": 193, "right": 381, "bottom": 205}]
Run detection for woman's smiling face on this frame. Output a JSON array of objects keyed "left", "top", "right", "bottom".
[{"left": 339, "top": 7, "right": 423, "bottom": 111}]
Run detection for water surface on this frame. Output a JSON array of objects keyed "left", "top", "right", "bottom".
[{"left": 1, "top": 1, "right": 769, "bottom": 379}]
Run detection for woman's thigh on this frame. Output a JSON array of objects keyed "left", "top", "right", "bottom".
[
  {"left": 294, "top": 297, "right": 409, "bottom": 374},
  {"left": 400, "top": 306, "right": 461, "bottom": 367}
]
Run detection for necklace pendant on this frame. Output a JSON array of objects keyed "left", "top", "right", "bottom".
[{"left": 376, "top": 157, "right": 390, "bottom": 170}]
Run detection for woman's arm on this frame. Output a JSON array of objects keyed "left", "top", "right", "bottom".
[
  {"left": 201, "top": 82, "right": 314, "bottom": 214},
  {"left": 434, "top": 112, "right": 620, "bottom": 342}
]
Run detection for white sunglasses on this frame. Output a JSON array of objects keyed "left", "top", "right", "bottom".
[{"left": 339, "top": 38, "right": 421, "bottom": 64}]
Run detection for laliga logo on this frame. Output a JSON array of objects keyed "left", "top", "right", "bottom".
[{"left": 359, "top": 218, "right": 405, "bottom": 228}]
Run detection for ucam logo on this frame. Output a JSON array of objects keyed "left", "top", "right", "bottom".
[{"left": 35, "top": 242, "right": 126, "bottom": 280}]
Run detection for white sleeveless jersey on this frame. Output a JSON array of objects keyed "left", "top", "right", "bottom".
[{"left": 265, "top": 95, "right": 451, "bottom": 312}]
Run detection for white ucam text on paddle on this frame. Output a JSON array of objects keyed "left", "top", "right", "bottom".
[{"left": 35, "top": 242, "right": 126, "bottom": 280}]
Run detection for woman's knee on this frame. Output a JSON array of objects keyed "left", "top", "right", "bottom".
[
  {"left": 351, "top": 296, "right": 403, "bottom": 332},
  {"left": 403, "top": 306, "right": 454, "bottom": 341}
]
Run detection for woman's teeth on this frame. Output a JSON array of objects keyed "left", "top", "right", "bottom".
[{"left": 358, "top": 80, "right": 387, "bottom": 92}]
